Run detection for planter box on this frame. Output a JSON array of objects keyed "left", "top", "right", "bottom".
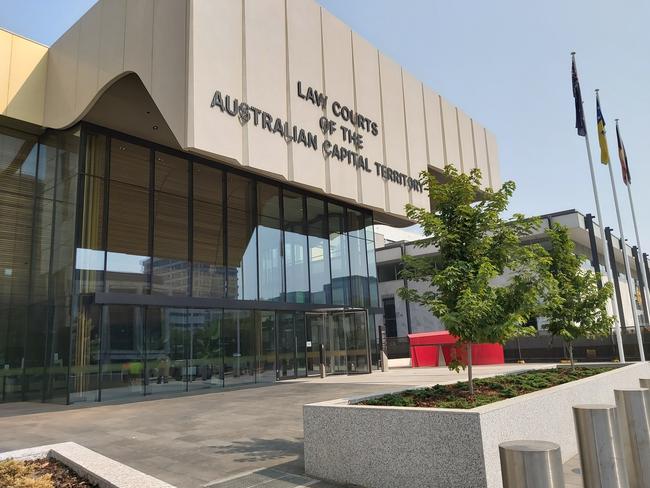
[{"left": 304, "top": 362, "right": 650, "bottom": 488}]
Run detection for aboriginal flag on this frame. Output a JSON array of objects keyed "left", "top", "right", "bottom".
[{"left": 572, "top": 56, "right": 586, "bottom": 136}]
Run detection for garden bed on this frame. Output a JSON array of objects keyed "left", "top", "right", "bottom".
[
  {"left": 304, "top": 362, "right": 650, "bottom": 488},
  {"left": 1, "top": 458, "right": 98, "bottom": 488},
  {"left": 361, "top": 367, "right": 613, "bottom": 409}
]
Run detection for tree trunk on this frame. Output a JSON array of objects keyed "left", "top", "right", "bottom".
[
  {"left": 467, "top": 342, "right": 474, "bottom": 396},
  {"left": 568, "top": 342, "right": 575, "bottom": 372}
]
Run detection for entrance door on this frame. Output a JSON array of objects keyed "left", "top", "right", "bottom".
[
  {"left": 277, "top": 312, "right": 298, "bottom": 379},
  {"left": 304, "top": 310, "right": 370, "bottom": 376}
]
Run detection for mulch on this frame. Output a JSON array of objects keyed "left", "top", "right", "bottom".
[{"left": 25, "top": 458, "right": 99, "bottom": 488}]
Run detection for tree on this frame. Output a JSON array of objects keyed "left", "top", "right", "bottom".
[
  {"left": 398, "top": 165, "right": 553, "bottom": 396},
  {"left": 543, "top": 223, "right": 614, "bottom": 370}
]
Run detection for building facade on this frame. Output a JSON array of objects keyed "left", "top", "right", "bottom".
[
  {"left": 0, "top": 0, "right": 500, "bottom": 404},
  {"left": 376, "top": 210, "right": 650, "bottom": 359}
]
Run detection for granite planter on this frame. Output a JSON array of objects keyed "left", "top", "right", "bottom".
[{"left": 304, "top": 362, "right": 650, "bottom": 488}]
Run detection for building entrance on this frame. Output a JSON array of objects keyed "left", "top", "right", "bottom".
[{"left": 305, "top": 310, "right": 370, "bottom": 376}]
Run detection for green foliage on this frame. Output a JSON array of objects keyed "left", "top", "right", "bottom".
[
  {"left": 398, "top": 166, "right": 553, "bottom": 365},
  {"left": 361, "top": 367, "right": 612, "bottom": 409},
  {"left": 543, "top": 223, "right": 614, "bottom": 361}
]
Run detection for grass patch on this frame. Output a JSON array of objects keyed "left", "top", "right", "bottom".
[{"left": 360, "top": 367, "right": 614, "bottom": 409}]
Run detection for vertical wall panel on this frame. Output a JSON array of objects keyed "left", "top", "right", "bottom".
[
  {"left": 0, "top": 31, "right": 10, "bottom": 110},
  {"left": 402, "top": 70, "right": 428, "bottom": 209},
  {"left": 486, "top": 129, "right": 500, "bottom": 187},
  {"left": 45, "top": 23, "right": 80, "bottom": 129},
  {"left": 423, "top": 89, "right": 444, "bottom": 171},
  {"left": 97, "top": 0, "right": 126, "bottom": 88},
  {"left": 457, "top": 108, "right": 475, "bottom": 173},
  {"left": 151, "top": 0, "right": 188, "bottom": 147},
  {"left": 189, "top": 0, "right": 242, "bottom": 163},
  {"left": 5, "top": 35, "right": 47, "bottom": 124},
  {"left": 379, "top": 54, "right": 408, "bottom": 214},
  {"left": 75, "top": 3, "right": 101, "bottom": 114},
  {"left": 124, "top": 0, "right": 154, "bottom": 91},
  {"left": 322, "top": 9, "right": 356, "bottom": 200},
  {"left": 440, "top": 97, "right": 461, "bottom": 171},
  {"left": 287, "top": 0, "right": 325, "bottom": 190},
  {"left": 352, "top": 32, "right": 384, "bottom": 210},
  {"left": 472, "top": 120, "right": 490, "bottom": 187},
  {"left": 245, "top": 0, "right": 288, "bottom": 178}
]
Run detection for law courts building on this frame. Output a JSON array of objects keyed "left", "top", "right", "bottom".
[{"left": 0, "top": 0, "right": 500, "bottom": 404}]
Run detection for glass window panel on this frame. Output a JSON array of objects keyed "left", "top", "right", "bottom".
[
  {"left": 77, "top": 175, "right": 105, "bottom": 293},
  {"left": 257, "top": 181, "right": 281, "bottom": 220},
  {"left": 106, "top": 182, "right": 150, "bottom": 294},
  {"left": 84, "top": 132, "right": 106, "bottom": 177},
  {"left": 349, "top": 236, "right": 369, "bottom": 307},
  {"left": 69, "top": 300, "right": 101, "bottom": 403},
  {"left": 222, "top": 309, "right": 255, "bottom": 386},
  {"left": 277, "top": 312, "right": 297, "bottom": 378},
  {"left": 307, "top": 198, "right": 330, "bottom": 304},
  {"left": 256, "top": 311, "right": 276, "bottom": 383},
  {"left": 258, "top": 216, "right": 283, "bottom": 301},
  {"left": 284, "top": 191, "right": 308, "bottom": 304},
  {"left": 347, "top": 311, "right": 370, "bottom": 373},
  {"left": 227, "top": 174, "right": 257, "bottom": 300},
  {"left": 99, "top": 305, "right": 144, "bottom": 401},
  {"left": 347, "top": 208, "right": 366, "bottom": 240},
  {"left": 367, "top": 239, "right": 379, "bottom": 308},
  {"left": 145, "top": 307, "right": 187, "bottom": 395},
  {"left": 188, "top": 308, "right": 223, "bottom": 390},
  {"left": 109, "top": 139, "right": 149, "bottom": 187},
  {"left": 364, "top": 212, "right": 375, "bottom": 243},
  {"left": 329, "top": 204, "right": 350, "bottom": 306},
  {"left": 155, "top": 152, "right": 187, "bottom": 196},
  {"left": 153, "top": 192, "right": 189, "bottom": 295}
]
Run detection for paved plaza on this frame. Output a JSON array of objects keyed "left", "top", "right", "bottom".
[{"left": 0, "top": 364, "right": 584, "bottom": 488}]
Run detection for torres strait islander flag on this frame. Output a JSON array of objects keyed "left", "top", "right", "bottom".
[
  {"left": 615, "top": 122, "right": 632, "bottom": 185},
  {"left": 596, "top": 94, "right": 610, "bottom": 165}
]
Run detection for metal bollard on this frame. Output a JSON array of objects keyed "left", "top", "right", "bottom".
[
  {"left": 640, "top": 378, "right": 650, "bottom": 389},
  {"left": 572, "top": 405, "right": 628, "bottom": 488},
  {"left": 499, "top": 440, "right": 565, "bottom": 488},
  {"left": 614, "top": 388, "right": 650, "bottom": 488}
]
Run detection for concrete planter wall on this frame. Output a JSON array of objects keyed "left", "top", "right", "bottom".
[{"left": 304, "top": 362, "right": 650, "bottom": 488}]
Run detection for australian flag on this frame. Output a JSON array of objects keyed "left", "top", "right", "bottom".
[{"left": 572, "top": 56, "right": 586, "bottom": 137}]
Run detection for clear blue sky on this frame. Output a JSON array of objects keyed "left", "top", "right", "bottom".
[{"left": 1, "top": 0, "right": 648, "bottom": 250}]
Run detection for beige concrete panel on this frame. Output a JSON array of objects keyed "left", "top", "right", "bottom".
[
  {"left": 423, "top": 88, "right": 444, "bottom": 170},
  {"left": 322, "top": 8, "right": 357, "bottom": 200},
  {"left": 125, "top": 0, "right": 154, "bottom": 91},
  {"left": 98, "top": 0, "right": 126, "bottom": 88},
  {"left": 457, "top": 108, "right": 475, "bottom": 173},
  {"left": 45, "top": 23, "right": 80, "bottom": 128},
  {"left": 379, "top": 54, "right": 408, "bottom": 215},
  {"left": 75, "top": 3, "right": 100, "bottom": 114},
  {"left": 402, "top": 70, "right": 429, "bottom": 210},
  {"left": 188, "top": 0, "right": 243, "bottom": 163},
  {"left": 245, "top": 0, "right": 288, "bottom": 178},
  {"left": 151, "top": 0, "right": 188, "bottom": 147},
  {"left": 440, "top": 97, "right": 460, "bottom": 171},
  {"left": 352, "top": 32, "right": 384, "bottom": 210},
  {"left": 485, "top": 128, "right": 501, "bottom": 187},
  {"left": 287, "top": 0, "right": 325, "bottom": 190},
  {"left": 0, "top": 31, "right": 11, "bottom": 111},
  {"left": 5, "top": 36, "right": 47, "bottom": 125},
  {"left": 472, "top": 120, "right": 490, "bottom": 187}
]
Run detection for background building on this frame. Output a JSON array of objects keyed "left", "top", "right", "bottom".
[{"left": 376, "top": 209, "right": 650, "bottom": 361}]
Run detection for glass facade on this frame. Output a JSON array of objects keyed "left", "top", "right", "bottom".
[{"left": 0, "top": 123, "right": 380, "bottom": 404}]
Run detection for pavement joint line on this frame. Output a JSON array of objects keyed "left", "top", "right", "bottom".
[{"left": 203, "top": 467, "right": 297, "bottom": 487}]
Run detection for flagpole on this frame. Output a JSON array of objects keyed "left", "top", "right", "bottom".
[
  {"left": 573, "top": 54, "right": 625, "bottom": 362},
  {"left": 597, "top": 105, "right": 642, "bottom": 361},
  {"left": 626, "top": 182, "right": 650, "bottom": 321}
]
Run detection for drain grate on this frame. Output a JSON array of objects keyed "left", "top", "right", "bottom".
[{"left": 206, "top": 468, "right": 319, "bottom": 488}]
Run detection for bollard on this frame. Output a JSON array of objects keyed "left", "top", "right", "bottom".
[
  {"left": 572, "top": 405, "right": 628, "bottom": 488},
  {"left": 499, "top": 440, "right": 565, "bottom": 488},
  {"left": 640, "top": 378, "right": 650, "bottom": 390},
  {"left": 319, "top": 344, "right": 326, "bottom": 378},
  {"left": 614, "top": 388, "right": 650, "bottom": 488}
]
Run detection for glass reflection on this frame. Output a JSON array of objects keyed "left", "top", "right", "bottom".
[
  {"left": 226, "top": 175, "right": 257, "bottom": 300},
  {"left": 284, "top": 191, "right": 309, "bottom": 303},
  {"left": 257, "top": 183, "right": 282, "bottom": 301},
  {"left": 223, "top": 309, "right": 255, "bottom": 386},
  {"left": 256, "top": 311, "right": 276, "bottom": 383},
  {"left": 307, "top": 198, "right": 331, "bottom": 304},
  {"left": 329, "top": 204, "right": 350, "bottom": 305},
  {"left": 145, "top": 307, "right": 187, "bottom": 395},
  {"left": 188, "top": 309, "right": 223, "bottom": 390}
]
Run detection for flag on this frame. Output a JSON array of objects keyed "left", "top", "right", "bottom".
[
  {"left": 596, "top": 93, "right": 610, "bottom": 164},
  {"left": 615, "top": 121, "right": 632, "bottom": 185},
  {"left": 572, "top": 56, "right": 586, "bottom": 136}
]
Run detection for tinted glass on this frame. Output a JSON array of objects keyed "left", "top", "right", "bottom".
[
  {"left": 284, "top": 191, "right": 309, "bottom": 303},
  {"left": 188, "top": 308, "right": 224, "bottom": 390},
  {"left": 222, "top": 309, "right": 255, "bottom": 386},
  {"left": 145, "top": 307, "right": 187, "bottom": 394},
  {"left": 257, "top": 183, "right": 282, "bottom": 301},
  {"left": 306, "top": 198, "right": 330, "bottom": 304},
  {"left": 329, "top": 204, "right": 350, "bottom": 305}
]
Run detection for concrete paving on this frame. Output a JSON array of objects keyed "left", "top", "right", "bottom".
[{"left": 0, "top": 363, "right": 581, "bottom": 487}]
